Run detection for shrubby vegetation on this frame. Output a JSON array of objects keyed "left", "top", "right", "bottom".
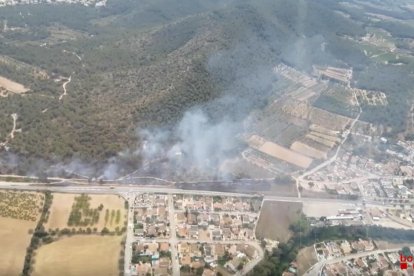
[
  {"left": 314, "top": 95, "right": 359, "bottom": 119},
  {"left": 354, "top": 63, "right": 413, "bottom": 135}
]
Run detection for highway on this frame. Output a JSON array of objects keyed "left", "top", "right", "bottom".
[
  {"left": 0, "top": 182, "right": 257, "bottom": 197},
  {"left": 0, "top": 181, "right": 391, "bottom": 207}
]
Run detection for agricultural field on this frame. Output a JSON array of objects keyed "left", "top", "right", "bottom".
[
  {"left": 32, "top": 235, "right": 123, "bottom": 276},
  {"left": 291, "top": 141, "right": 328, "bottom": 160},
  {"left": 45, "top": 193, "right": 127, "bottom": 232},
  {"left": 247, "top": 135, "right": 313, "bottom": 169},
  {"left": 44, "top": 193, "right": 74, "bottom": 230},
  {"left": 0, "top": 217, "right": 38, "bottom": 276},
  {"left": 255, "top": 201, "right": 303, "bottom": 243},
  {"left": 309, "top": 107, "right": 352, "bottom": 131},
  {"left": 0, "top": 190, "right": 43, "bottom": 221},
  {"left": 0, "top": 191, "right": 43, "bottom": 276}
]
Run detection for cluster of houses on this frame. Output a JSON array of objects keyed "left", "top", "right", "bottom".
[
  {"left": 324, "top": 250, "right": 412, "bottom": 276},
  {"left": 131, "top": 242, "right": 171, "bottom": 276},
  {"left": 173, "top": 195, "right": 259, "bottom": 241},
  {"left": 308, "top": 139, "right": 414, "bottom": 202},
  {"left": 315, "top": 239, "right": 375, "bottom": 261},
  {"left": 173, "top": 194, "right": 261, "bottom": 213},
  {"left": 133, "top": 194, "right": 170, "bottom": 239},
  {"left": 129, "top": 193, "right": 263, "bottom": 275},
  {"left": 178, "top": 243, "right": 259, "bottom": 275},
  {"left": 175, "top": 212, "right": 257, "bottom": 241}
]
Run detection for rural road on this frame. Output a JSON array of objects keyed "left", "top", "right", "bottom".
[
  {"left": 297, "top": 87, "right": 362, "bottom": 197},
  {"left": 0, "top": 113, "right": 19, "bottom": 148},
  {"left": 59, "top": 75, "right": 72, "bottom": 101}
]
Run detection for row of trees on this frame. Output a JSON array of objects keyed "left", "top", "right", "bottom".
[
  {"left": 104, "top": 209, "right": 122, "bottom": 226},
  {"left": 22, "top": 191, "right": 53, "bottom": 276}
]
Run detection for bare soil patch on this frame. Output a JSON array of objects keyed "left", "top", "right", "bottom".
[
  {"left": 302, "top": 202, "right": 356, "bottom": 217},
  {"left": 0, "top": 75, "right": 29, "bottom": 94},
  {"left": 375, "top": 240, "right": 411, "bottom": 250},
  {"left": 255, "top": 201, "right": 302, "bottom": 242}
]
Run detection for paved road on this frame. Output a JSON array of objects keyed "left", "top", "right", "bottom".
[
  {"left": 168, "top": 194, "right": 180, "bottom": 276},
  {"left": 0, "top": 181, "right": 392, "bottom": 208},
  {"left": 124, "top": 195, "right": 135, "bottom": 276},
  {"left": 0, "top": 181, "right": 363, "bottom": 204}
]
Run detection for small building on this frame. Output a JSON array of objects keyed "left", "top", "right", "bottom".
[{"left": 340, "top": 240, "right": 352, "bottom": 255}]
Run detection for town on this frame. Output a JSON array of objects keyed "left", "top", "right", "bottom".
[
  {"left": 126, "top": 193, "right": 263, "bottom": 276},
  {"left": 113, "top": 188, "right": 414, "bottom": 276}
]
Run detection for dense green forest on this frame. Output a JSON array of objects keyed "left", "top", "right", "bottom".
[{"left": 0, "top": 0, "right": 413, "bottom": 174}]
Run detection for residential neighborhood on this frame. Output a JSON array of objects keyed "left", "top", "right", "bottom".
[
  {"left": 127, "top": 193, "right": 264, "bottom": 276},
  {"left": 322, "top": 247, "right": 414, "bottom": 276}
]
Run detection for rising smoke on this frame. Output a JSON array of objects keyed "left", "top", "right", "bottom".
[{"left": 0, "top": 0, "right": 339, "bottom": 181}]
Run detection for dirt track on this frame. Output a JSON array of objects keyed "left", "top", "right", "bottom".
[{"left": 59, "top": 75, "right": 72, "bottom": 101}]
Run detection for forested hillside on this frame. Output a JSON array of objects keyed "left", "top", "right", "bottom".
[{"left": 0, "top": 0, "right": 413, "bottom": 176}]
